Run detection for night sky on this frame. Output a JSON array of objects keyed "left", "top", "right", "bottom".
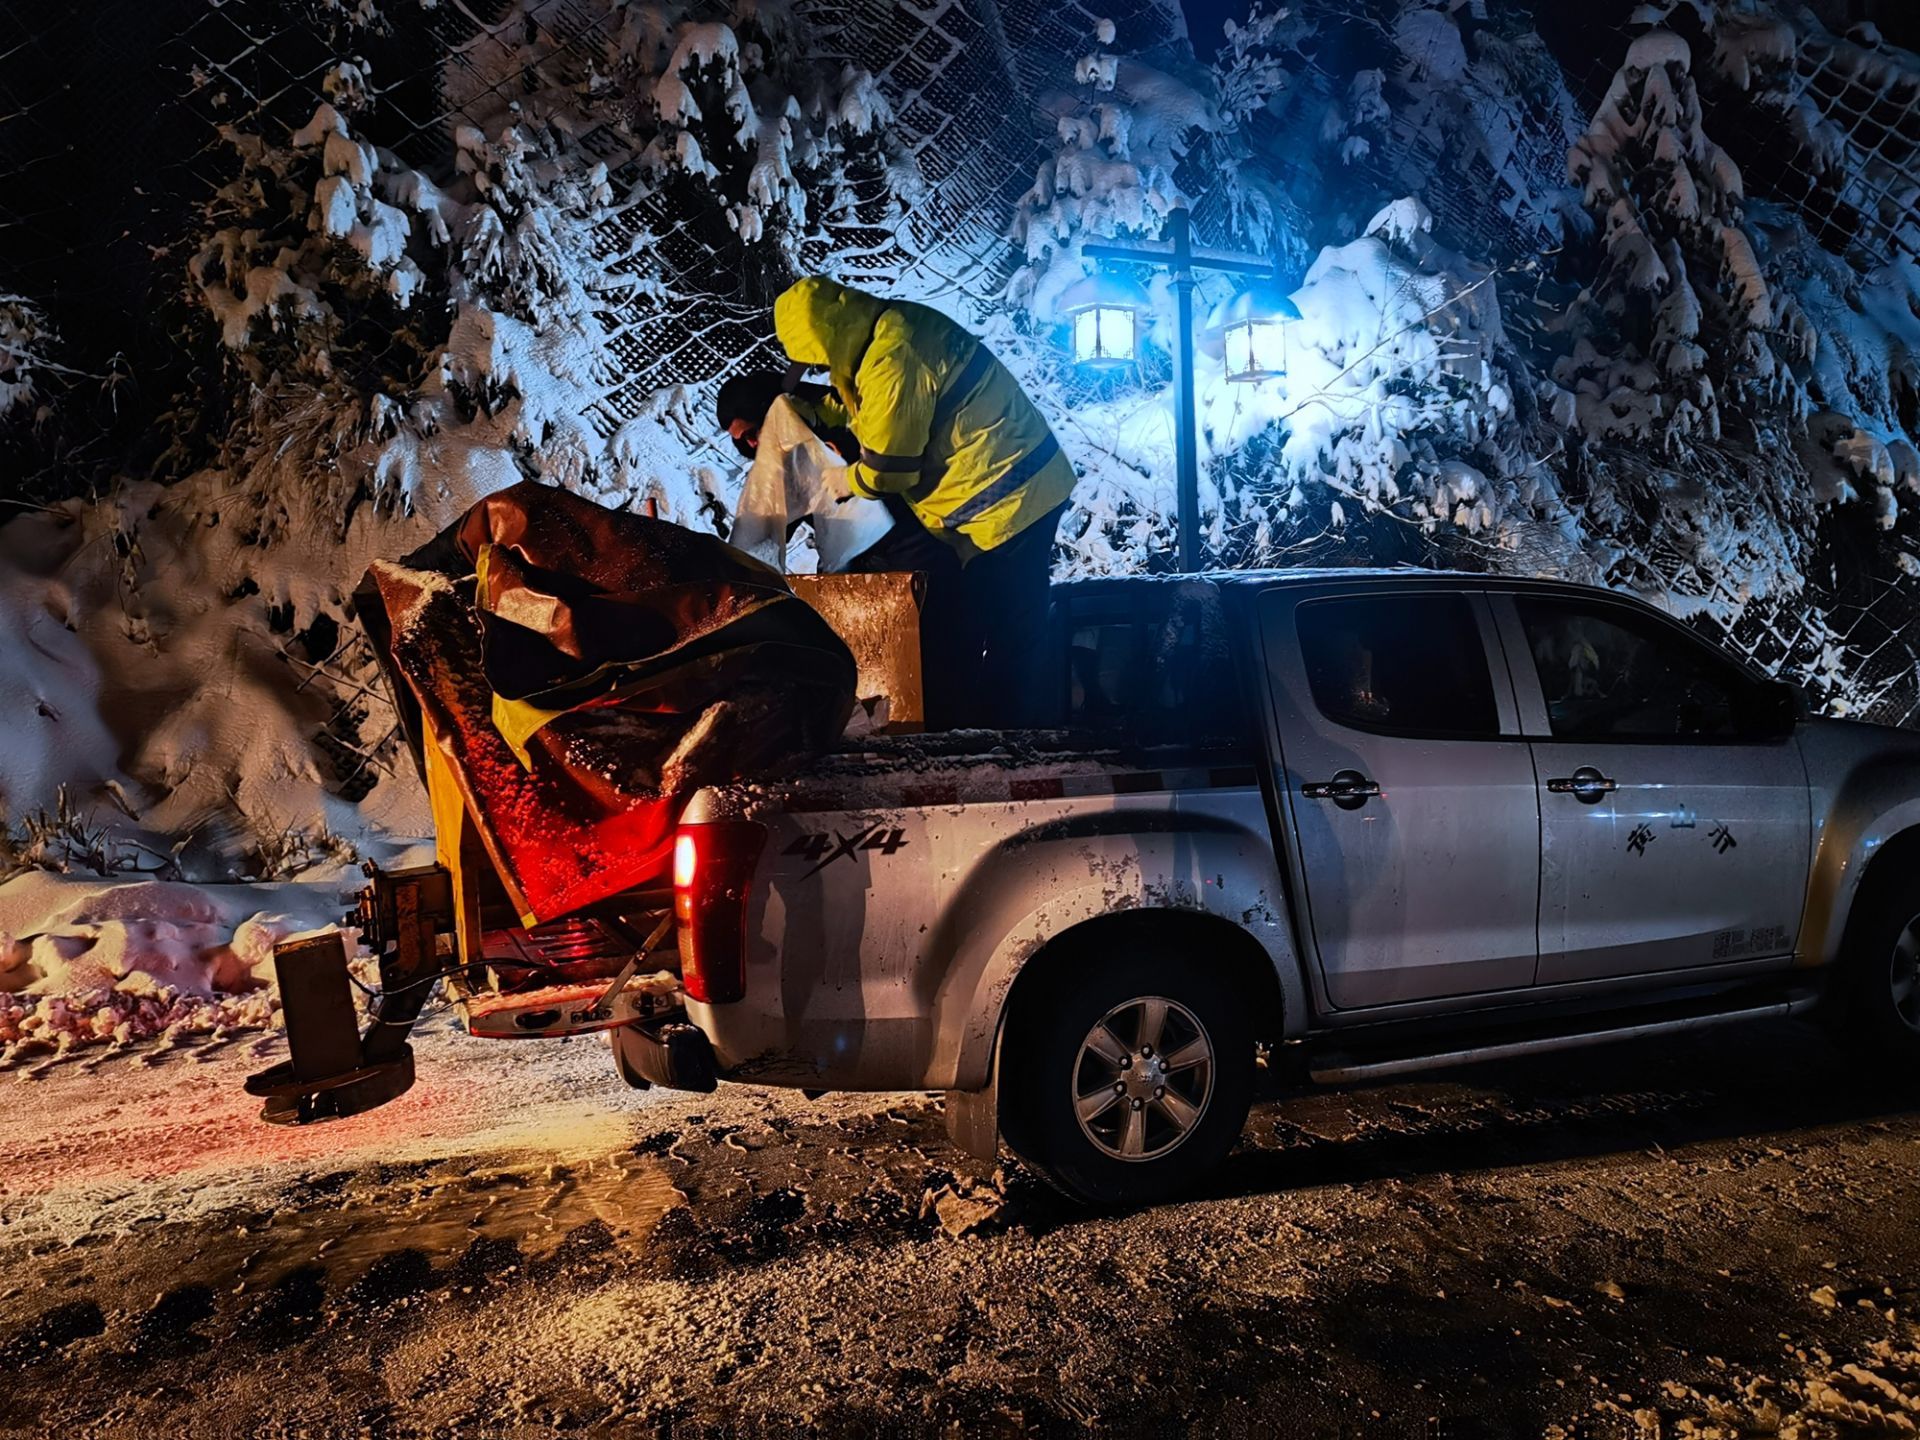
[
  {"left": 1180, "top": 0, "right": 1251, "bottom": 58},
  {"left": 1179, "top": 0, "right": 1920, "bottom": 64}
]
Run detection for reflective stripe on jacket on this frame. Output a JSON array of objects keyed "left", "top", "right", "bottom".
[{"left": 773, "top": 277, "right": 1076, "bottom": 554}]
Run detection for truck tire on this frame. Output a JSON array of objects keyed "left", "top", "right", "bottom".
[
  {"left": 999, "top": 946, "right": 1255, "bottom": 1208},
  {"left": 1840, "top": 874, "right": 1920, "bottom": 1071}
]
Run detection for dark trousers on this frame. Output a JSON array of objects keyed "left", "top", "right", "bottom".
[
  {"left": 959, "top": 502, "right": 1066, "bottom": 728},
  {"left": 847, "top": 499, "right": 1063, "bottom": 729}
]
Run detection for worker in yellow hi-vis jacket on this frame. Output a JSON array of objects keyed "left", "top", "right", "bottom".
[{"left": 773, "top": 276, "right": 1077, "bottom": 726}]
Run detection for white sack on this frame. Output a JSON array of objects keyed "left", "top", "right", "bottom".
[{"left": 730, "top": 395, "right": 894, "bottom": 572}]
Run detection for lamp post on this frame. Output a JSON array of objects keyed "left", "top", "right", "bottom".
[{"left": 1080, "top": 205, "right": 1291, "bottom": 571}]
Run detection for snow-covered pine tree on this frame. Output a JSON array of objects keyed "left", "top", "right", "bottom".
[
  {"left": 1206, "top": 194, "right": 1575, "bottom": 573},
  {"left": 1008, "top": 16, "right": 1217, "bottom": 322},
  {"left": 1703, "top": 8, "right": 1920, "bottom": 531},
  {"left": 0, "top": 296, "right": 55, "bottom": 420},
  {"left": 184, "top": 3, "right": 932, "bottom": 552},
  {"left": 0, "top": 2, "right": 953, "bottom": 877},
  {"left": 1555, "top": 27, "right": 1805, "bottom": 452},
  {"left": 619, "top": 7, "right": 914, "bottom": 267},
  {"left": 1206, "top": 2, "right": 1318, "bottom": 260},
  {"left": 194, "top": 63, "right": 440, "bottom": 371},
  {"left": 187, "top": 61, "right": 464, "bottom": 545},
  {"left": 1541, "top": 10, "right": 1919, "bottom": 707},
  {"left": 1000, "top": 17, "right": 1237, "bottom": 573},
  {"left": 1012, "top": 13, "right": 1571, "bottom": 576},
  {"left": 1537, "top": 21, "right": 1828, "bottom": 692}
]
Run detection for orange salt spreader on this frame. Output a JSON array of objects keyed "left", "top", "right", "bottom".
[{"left": 245, "top": 483, "right": 927, "bottom": 1123}]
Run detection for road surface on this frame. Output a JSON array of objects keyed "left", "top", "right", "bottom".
[{"left": 3, "top": 1010, "right": 1919, "bottom": 1437}]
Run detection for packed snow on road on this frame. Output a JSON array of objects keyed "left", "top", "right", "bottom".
[{"left": 5, "top": 968, "right": 1920, "bottom": 1435}]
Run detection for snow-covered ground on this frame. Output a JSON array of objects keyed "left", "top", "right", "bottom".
[
  {"left": 0, "top": 482, "right": 437, "bottom": 880},
  {"left": 0, "top": 1010, "right": 642, "bottom": 1243},
  {"left": 4, "top": 1012, "right": 1919, "bottom": 1435},
  {"left": 0, "top": 871, "right": 358, "bottom": 1072}
]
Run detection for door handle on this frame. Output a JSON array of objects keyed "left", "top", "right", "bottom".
[
  {"left": 1546, "top": 766, "right": 1618, "bottom": 804},
  {"left": 1302, "top": 770, "right": 1381, "bottom": 810}
]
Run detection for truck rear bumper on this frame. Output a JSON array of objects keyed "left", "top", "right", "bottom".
[{"left": 687, "top": 997, "right": 942, "bottom": 1089}]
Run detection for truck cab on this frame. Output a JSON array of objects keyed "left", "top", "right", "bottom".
[{"left": 1256, "top": 572, "right": 1810, "bottom": 1009}]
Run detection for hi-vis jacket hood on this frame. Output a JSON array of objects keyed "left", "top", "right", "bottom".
[
  {"left": 775, "top": 278, "right": 886, "bottom": 379},
  {"left": 773, "top": 277, "right": 1076, "bottom": 554}
]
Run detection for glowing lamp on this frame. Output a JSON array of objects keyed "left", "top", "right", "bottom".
[
  {"left": 1081, "top": 204, "right": 1280, "bottom": 569},
  {"left": 1206, "top": 282, "right": 1302, "bottom": 384},
  {"left": 1060, "top": 272, "right": 1150, "bottom": 367}
]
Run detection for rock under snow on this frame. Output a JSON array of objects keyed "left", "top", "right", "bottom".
[
  {"left": 1365, "top": 196, "right": 1434, "bottom": 245},
  {"left": 1626, "top": 29, "right": 1692, "bottom": 75},
  {"left": 0, "top": 871, "right": 352, "bottom": 1061}
]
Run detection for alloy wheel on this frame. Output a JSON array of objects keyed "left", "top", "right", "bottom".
[
  {"left": 1890, "top": 912, "right": 1920, "bottom": 1031},
  {"left": 1071, "top": 995, "right": 1215, "bottom": 1162}
]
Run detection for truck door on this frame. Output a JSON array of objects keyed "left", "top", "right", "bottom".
[
  {"left": 1259, "top": 586, "right": 1540, "bottom": 1009},
  {"left": 1491, "top": 591, "right": 1810, "bottom": 985}
]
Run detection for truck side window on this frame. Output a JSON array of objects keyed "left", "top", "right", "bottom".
[
  {"left": 1515, "top": 596, "right": 1750, "bottom": 740},
  {"left": 1296, "top": 593, "right": 1499, "bottom": 738}
]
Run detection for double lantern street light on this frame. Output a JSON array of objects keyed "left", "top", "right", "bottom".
[{"left": 1061, "top": 204, "right": 1301, "bottom": 571}]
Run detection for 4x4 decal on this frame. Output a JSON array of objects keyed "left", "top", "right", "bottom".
[{"left": 785, "top": 824, "right": 909, "bottom": 878}]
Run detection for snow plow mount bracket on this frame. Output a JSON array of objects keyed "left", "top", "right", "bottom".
[
  {"left": 450, "top": 909, "right": 680, "bottom": 1039},
  {"left": 245, "top": 862, "right": 457, "bottom": 1125}
]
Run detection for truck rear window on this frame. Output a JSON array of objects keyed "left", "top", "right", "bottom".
[{"left": 1054, "top": 583, "right": 1247, "bottom": 747}]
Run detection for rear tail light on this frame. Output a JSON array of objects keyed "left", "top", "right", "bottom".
[{"left": 672, "top": 821, "right": 766, "bottom": 1004}]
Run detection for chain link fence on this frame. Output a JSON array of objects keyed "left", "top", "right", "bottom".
[
  {"left": 100, "top": 0, "right": 1187, "bottom": 789},
  {"left": 1719, "top": 17, "right": 1919, "bottom": 270},
  {"left": 1, "top": 0, "right": 1177, "bottom": 490},
  {"left": 2, "top": 0, "right": 1916, "bottom": 728},
  {"left": 163, "top": 0, "right": 1179, "bottom": 442},
  {"left": 1548, "top": 7, "right": 1920, "bottom": 728}
]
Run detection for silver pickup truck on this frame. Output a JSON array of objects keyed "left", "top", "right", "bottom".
[{"left": 638, "top": 569, "right": 1920, "bottom": 1205}]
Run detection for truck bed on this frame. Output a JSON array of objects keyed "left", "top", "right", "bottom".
[{"left": 717, "top": 729, "right": 1260, "bottom": 816}]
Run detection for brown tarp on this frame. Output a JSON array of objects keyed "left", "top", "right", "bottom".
[{"left": 359, "top": 482, "right": 856, "bottom": 923}]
